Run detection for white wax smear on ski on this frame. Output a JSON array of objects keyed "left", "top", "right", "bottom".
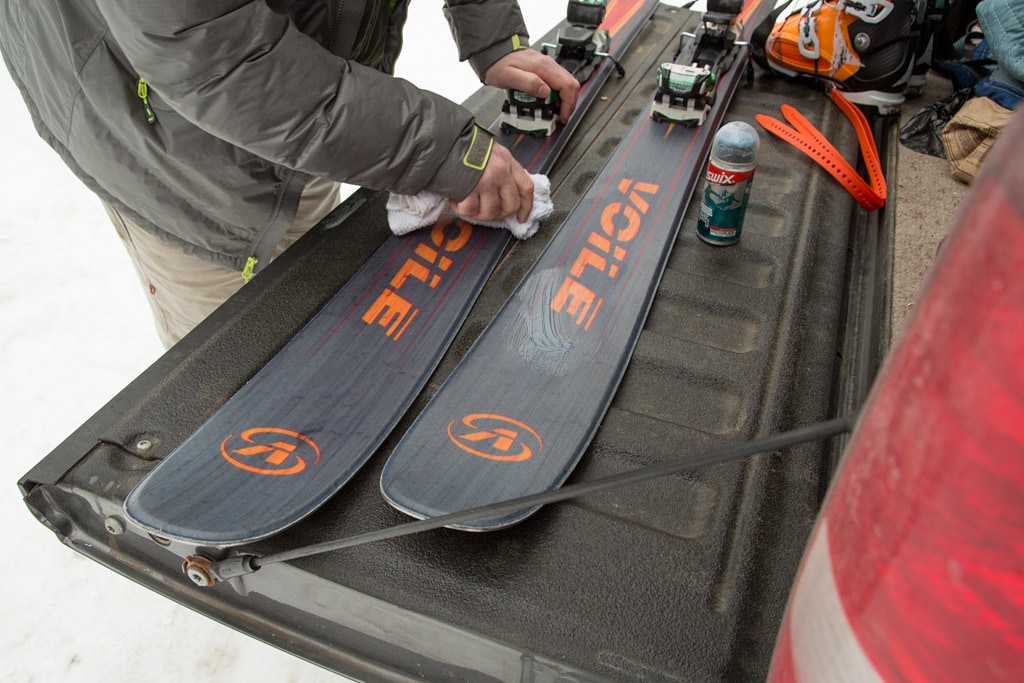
[
  {"left": 0, "top": 3, "right": 565, "bottom": 681},
  {"left": 511, "top": 267, "right": 586, "bottom": 376}
]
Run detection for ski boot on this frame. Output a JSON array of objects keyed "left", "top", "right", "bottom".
[{"left": 752, "top": 0, "right": 916, "bottom": 113}]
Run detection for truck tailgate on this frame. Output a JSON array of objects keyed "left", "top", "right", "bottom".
[{"left": 19, "top": 5, "right": 893, "bottom": 681}]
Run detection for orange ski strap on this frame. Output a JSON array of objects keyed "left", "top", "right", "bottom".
[{"left": 755, "top": 88, "right": 886, "bottom": 211}]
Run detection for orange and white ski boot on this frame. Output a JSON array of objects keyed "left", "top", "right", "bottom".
[{"left": 753, "top": 0, "right": 916, "bottom": 113}]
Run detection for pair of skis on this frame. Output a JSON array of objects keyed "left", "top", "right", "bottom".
[
  {"left": 124, "top": 0, "right": 660, "bottom": 546},
  {"left": 126, "top": 0, "right": 774, "bottom": 546}
]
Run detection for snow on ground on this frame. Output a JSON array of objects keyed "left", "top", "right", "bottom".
[{"left": 0, "top": 4, "right": 563, "bottom": 681}]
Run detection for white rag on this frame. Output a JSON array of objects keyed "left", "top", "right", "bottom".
[{"left": 386, "top": 173, "right": 553, "bottom": 240}]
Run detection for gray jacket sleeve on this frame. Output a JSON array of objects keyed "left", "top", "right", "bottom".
[
  {"left": 443, "top": 0, "right": 531, "bottom": 79},
  {"left": 92, "top": 0, "right": 518, "bottom": 200}
]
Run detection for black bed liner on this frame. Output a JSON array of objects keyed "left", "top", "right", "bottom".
[{"left": 19, "top": 5, "right": 894, "bottom": 681}]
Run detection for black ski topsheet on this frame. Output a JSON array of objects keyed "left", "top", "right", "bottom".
[
  {"left": 122, "top": 0, "right": 658, "bottom": 546},
  {"left": 380, "top": 0, "right": 775, "bottom": 531}
]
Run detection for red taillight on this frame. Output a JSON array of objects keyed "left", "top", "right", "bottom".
[{"left": 770, "top": 109, "right": 1024, "bottom": 682}]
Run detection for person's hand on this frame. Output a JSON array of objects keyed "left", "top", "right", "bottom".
[
  {"left": 451, "top": 143, "right": 533, "bottom": 223},
  {"left": 484, "top": 49, "right": 581, "bottom": 124}
]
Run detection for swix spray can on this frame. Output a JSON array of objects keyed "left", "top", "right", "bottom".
[{"left": 697, "top": 121, "right": 760, "bottom": 246}]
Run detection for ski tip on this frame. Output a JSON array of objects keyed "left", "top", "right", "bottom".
[
  {"left": 123, "top": 484, "right": 311, "bottom": 547},
  {"left": 379, "top": 481, "right": 542, "bottom": 532},
  {"left": 122, "top": 506, "right": 270, "bottom": 547}
]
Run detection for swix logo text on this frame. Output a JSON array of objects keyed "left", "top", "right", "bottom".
[
  {"left": 706, "top": 170, "right": 736, "bottom": 184},
  {"left": 447, "top": 413, "right": 543, "bottom": 462},
  {"left": 220, "top": 427, "right": 321, "bottom": 476},
  {"left": 705, "top": 163, "right": 753, "bottom": 186},
  {"left": 362, "top": 220, "right": 473, "bottom": 342},
  {"left": 551, "top": 178, "right": 661, "bottom": 328}
]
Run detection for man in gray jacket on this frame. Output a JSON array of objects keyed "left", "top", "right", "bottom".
[{"left": 0, "top": 0, "right": 579, "bottom": 347}]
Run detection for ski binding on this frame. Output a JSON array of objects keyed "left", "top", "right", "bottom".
[
  {"left": 500, "top": 88, "right": 561, "bottom": 137},
  {"left": 500, "top": 0, "right": 620, "bottom": 136},
  {"left": 651, "top": 0, "right": 742, "bottom": 126}
]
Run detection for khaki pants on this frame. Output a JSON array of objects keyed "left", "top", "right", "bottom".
[{"left": 106, "top": 177, "right": 340, "bottom": 349}]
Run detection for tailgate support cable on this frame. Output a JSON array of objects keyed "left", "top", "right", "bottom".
[{"left": 192, "top": 413, "right": 858, "bottom": 585}]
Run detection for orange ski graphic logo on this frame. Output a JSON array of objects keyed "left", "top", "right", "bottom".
[
  {"left": 220, "top": 428, "right": 321, "bottom": 476},
  {"left": 447, "top": 413, "right": 543, "bottom": 462}
]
